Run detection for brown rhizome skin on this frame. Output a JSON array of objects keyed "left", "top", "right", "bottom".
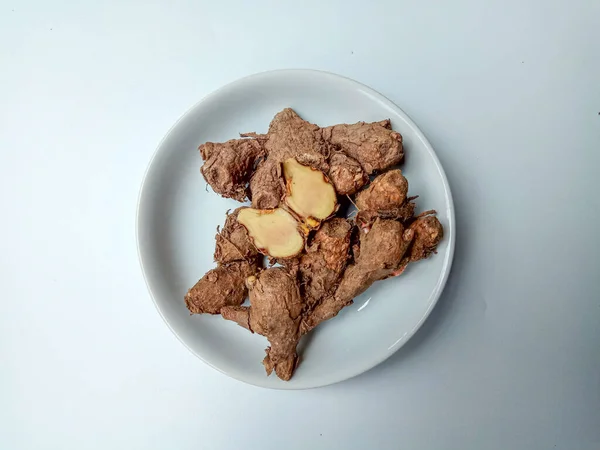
[{"left": 186, "top": 108, "right": 443, "bottom": 381}]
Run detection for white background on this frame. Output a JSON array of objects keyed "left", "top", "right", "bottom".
[{"left": 1, "top": 1, "right": 599, "bottom": 449}]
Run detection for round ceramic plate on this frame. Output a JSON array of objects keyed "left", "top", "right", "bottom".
[{"left": 137, "top": 69, "right": 455, "bottom": 389}]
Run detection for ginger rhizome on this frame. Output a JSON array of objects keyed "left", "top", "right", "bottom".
[
  {"left": 221, "top": 268, "right": 303, "bottom": 381},
  {"left": 186, "top": 108, "right": 444, "bottom": 381}
]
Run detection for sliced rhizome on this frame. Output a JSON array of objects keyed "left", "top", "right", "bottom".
[
  {"left": 237, "top": 158, "right": 339, "bottom": 259},
  {"left": 282, "top": 158, "right": 337, "bottom": 228},
  {"left": 237, "top": 207, "right": 306, "bottom": 259}
]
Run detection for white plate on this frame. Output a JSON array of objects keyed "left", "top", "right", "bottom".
[{"left": 136, "top": 69, "right": 455, "bottom": 389}]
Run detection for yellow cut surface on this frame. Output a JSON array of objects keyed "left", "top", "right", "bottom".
[
  {"left": 283, "top": 158, "right": 337, "bottom": 221},
  {"left": 237, "top": 207, "right": 304, "bottom": 258}
]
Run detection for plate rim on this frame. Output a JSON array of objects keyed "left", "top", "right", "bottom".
[{"left": 136, "top": 68, "right": 456, "bottom": 389}]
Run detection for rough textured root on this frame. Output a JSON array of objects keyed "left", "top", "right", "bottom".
[
  {"left": 248, "top": 109, "right": 331, "bottom": 209},
  {"left": 192, "top": 109, "right": 445, "bottom": 380},
  {"left": 283, "top": 158, "right": 338, "bottom": 224},
  {"left": 262, "top": 350, "right": 275, "bottom": 376},
  {"left": 199, "top": 138, "right": 264, "bottom": 202},
  {"left": 321, "top": 121, "right": 403, "bottom": 174},
  {"left": 392, "top": 257, "right": 410, "bottom": 277},
  {"left": 416, "top": 209, "right": 437, "bottom": 218},
  {"left": 350, "top": 226, "right": 362, "bottom": 261},
  {"left": 237, "top": 207, "right": 305, "bottom": 259},
  {"left": 250, "top": 158, "right": 284, "bottom": 209},
  {"left": 214, "top": 208, "right": 260, "bottom": 265},
  {"left": 355, "top": 169, "right": 408, "bottom": 212},
  {"left": 377, "top": 119, "right": 392, "bottom": 130},
  {"left": 299, "top": 218, "right": 353, "bottom": 310},
  {"left": 265, "top": 108, "right": 329, "bottom": 171},
  {"left": 408, "top": 213, "right": 443, "bottom": 262},
  {"left": 263, "top": 347, "right": 298, "bottom": 380},
  {"left": 356, "top": 200, "right": 416, "bottom": 226},
  {"left": 185, "top": 261, "right": 257, "bottom": 315},
  {"left": 355, "top": 170, "right": 415, "bottom": 225},
  {"left": 220, "top": 305, "right": 251, "bottom": 331},
  {"left": 300, "top": 297, "right": 354, "bottom": 335},
  {"left": 240, "top": 132, "right": 268, "bottom": 140},
  {"left": 238, "top": 268, "right": 304, "bottom": 381},
  {"left": 302, "top": 219, "right": 413, "bottom": 332},
  {"left": 327, "top": 152, "right": 369, "bottom": 195},
  {"left": 334, "top": 220, "right": 414, "bottom": 303}
]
